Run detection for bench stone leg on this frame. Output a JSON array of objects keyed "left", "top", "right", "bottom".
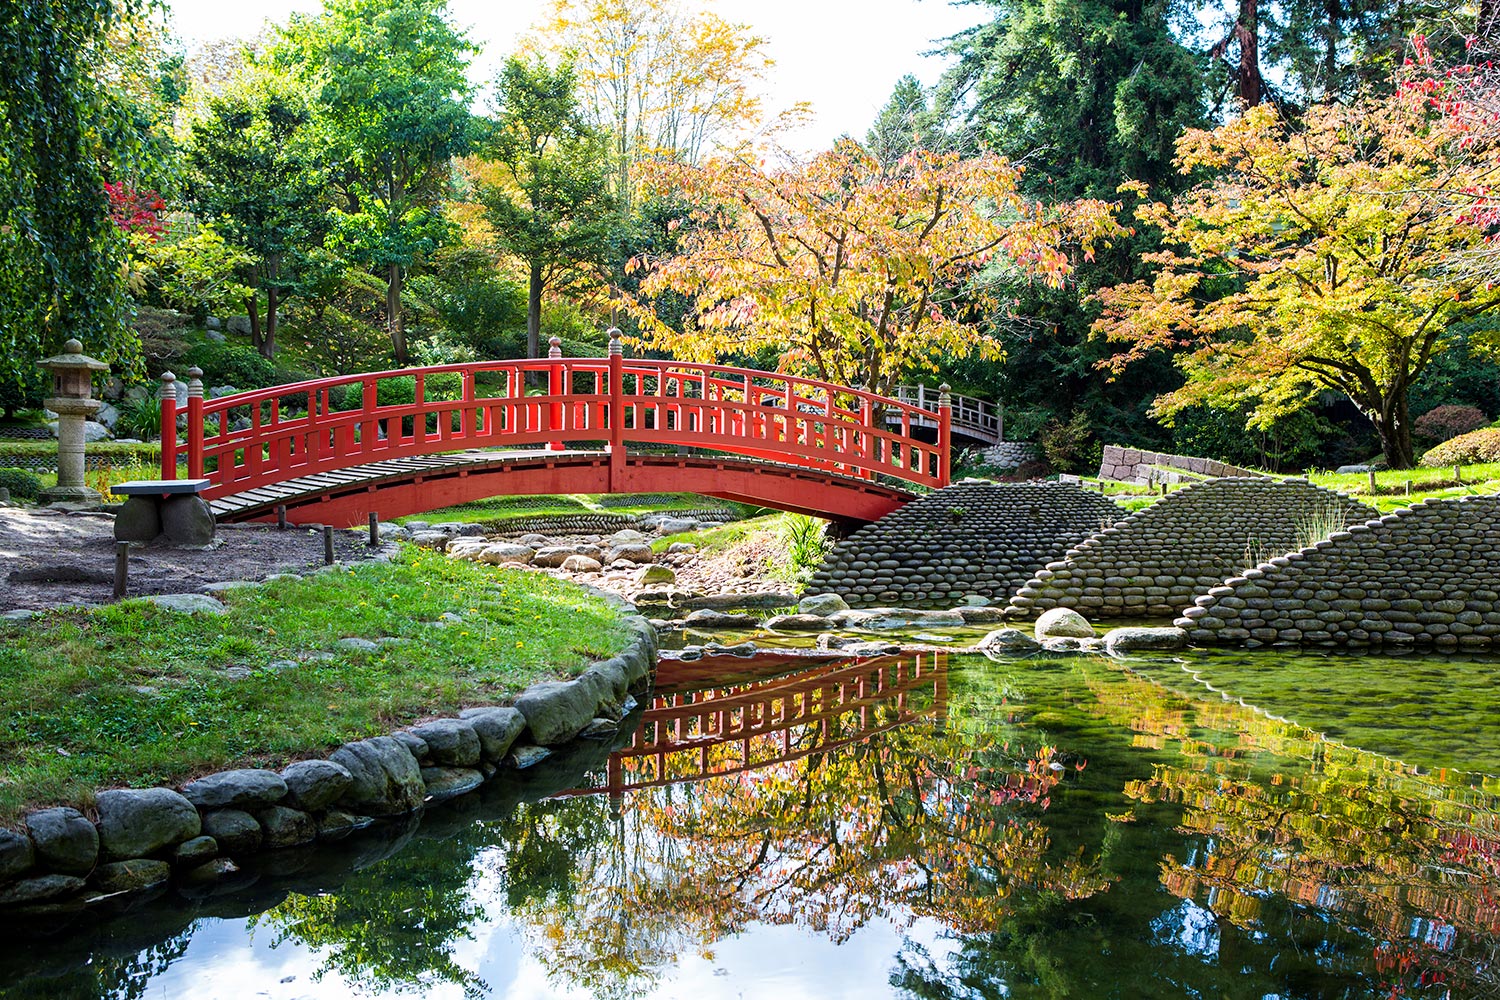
[
  {"left": 161, "top": 496, "right": 216, "bottom": 546},
  {"left": 114, "top": 497, "right": 161, "bottom": 543}
]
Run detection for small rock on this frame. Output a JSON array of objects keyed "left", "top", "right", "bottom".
[
  {"left": 682, "top": 609, "right": 757, "bottom": 628},
  {"left": 316, "top": 810, "right": 372, "bottom": 842},
  {"left": 0, "top": 875, "right": 85, "bottom": 905},
  {"left": 409, "top": 531, "right": 451, "bottom": 551},
  {"left": 479, "top": 543, "right": 535, "bottom": 566},
  {"left": 392, "top": 731, "right": 429, "bottom": 760},
  {"left": 201, "top": 580, "right": 259, "bottom": 596},
  {"left": 577, "top": 718, "right": 619, "bottom": 739},
  {"left": 0, "top": 828, "right": 35, "bottom": 881},
  {"left": 607, "top": 543, "right": 655, "bottom": 565},
  {"left": 280, "top": 760, "right": 353, "bottom": 812},
  {"left": 1103, "top": 626, "right": 1188, "bottom": 654},
  {"left": 25, "top": 808, "right": 97, "bottom": 875},
  {"left": 976, "top": 628, "right": 1043, "bottom": 654},
  {"left": 957, "top": 606, "right": 1010, "bottom": 625},
  {"left": 515, "top": 681, "right": 599, "bottom": 745},
  {"left": 335, "top": 637, "right": 381, "bottom": 653},
  {"left": 255, "top": 806, "right": 316, "bottom": 849},
  {"left": 655, "top": 517, "right": 698, "bottom": 535},
  {"left": 202, "top": 809, "right": 262, "bottom": 855},
  {"left": 181, "top": 769, "right": 287, "bottom": 810},
  {"left": 609, "top": 528, "right": 647, "bottom": 543},
  {"left": 666, "top": 542, "right": 697, "bottom": 555},
  {"left": 181, "top": 858, "right": 239, "bottom": 886},
  {"left": 140, "top": 594, "right": 226, "bottom": 615},
  {"left": 458, "top": 707, "right": 526, "bottom": 762},
  {"left": 560, "top": 555, "right": 603, "bottom": 573},
  {"left": 634, "top": 564, "right": 676, "bottom": 586},
  {"left": 506, "top": 745, "right": 552, "bottom": 769},
  {"left": 763, "top": 614, "right": 834, "bottom": 631},
  {"left": 797, "top": 593, "right": 850, "bottom": 616},
  {"left": 1034, "top": 607, "right": 1095, "bottom": 640},
  {"left": 172, "top": 836, "right": 218, "bottom": 867},
  {"left": 92, "top": 859, "right": 171, "bottom": 895},
  {"left": 420, "top": 767, "right": 484, "bottom": 802},
  {"left": 407, "top": 719, "right": 482, "bottom": 767}
]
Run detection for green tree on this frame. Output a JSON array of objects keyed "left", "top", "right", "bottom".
[
  {"left": 187, "top": 76, "right": 328, "bottom": 358},
  {"left": 276, "top": 0, "right": 476, "bottom": 363},
  {"left": 865, "top": 74, "right": 946, "bottom": 167},
  {"left": 0, "top": 0, "right": 144, "bottom": 400},
  {"left": 477, "top": 57, "right": 616, "bottom": 359}
]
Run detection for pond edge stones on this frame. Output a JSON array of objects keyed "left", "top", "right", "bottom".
[
  {"left": 1177, "top": 495, "right": 1500, "bottom": 649},
  {"left": 0, "top": 610, "right": 658, "bottom": 914}
]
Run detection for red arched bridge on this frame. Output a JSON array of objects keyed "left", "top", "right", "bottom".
[{"left": 157, "top": 335, "right": 953, "bottom": 527}]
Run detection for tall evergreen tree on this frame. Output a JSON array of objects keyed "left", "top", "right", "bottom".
[{"left": 865, "top": 74, "right": 946, "bottom": 166}]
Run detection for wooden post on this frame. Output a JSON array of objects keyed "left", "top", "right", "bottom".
[
  {"left": 937, "top": 384, "right": 952, "bottom": 487},
  {"left": 547, "top": 336, "right": 564, "bottom": 451},
  {"left": 276, "top": 504, "right": 287, "bottom": 530},
  {"left": 607, "top": 329, "right": 625, "bottom": 491},
  {"left": 368, "top": 512, "right": 379, "bottom": 546},
  {"left": 1368, "top": 469, "right": 1377, "bottom": 495},
  {"left": 1405, "top": 479, "right": 1412, "bottom": 497},
  {"left": 323, "top": 525, "right": 334, "bottom": 565},
  {"left": 158, "top": 372, "right": 177, "bottom": 481},
  {"left": 1455, "top": 463, "right": 1462, "bottom": 485},
  {"left": 113, "top": 541, "right": 129, "bottom": 599},
  {"left": 185, "top": 366, "right": 204, "bottom": 480}
]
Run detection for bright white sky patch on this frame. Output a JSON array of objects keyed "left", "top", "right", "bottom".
[{"left": 164, "top": 0, "right": 985, "bottom": 155}]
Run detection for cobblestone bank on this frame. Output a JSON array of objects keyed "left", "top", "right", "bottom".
[
  {"left": 807, "top": 482, "right": 1122, "bottom": 608},
  {"left": 1009, "top": 478, "right": 1376, "bottom": 619},
  {"left": 1178, "top": 495, "right": 1500, "bottom": 648}
]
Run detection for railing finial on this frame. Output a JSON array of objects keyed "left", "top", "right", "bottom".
[
  {"left": 938, "top": 383, "right": 952, "bottom": 409},
  {"left": 548, "top": 336, "right": 562, "bottom": 360},
  {"left": 158, "top": 371, "right": 178, "bottom": 402},
  {"left": 186, "top": 366, "right": 203, "bottom": 399},
  {"left": 607, "top": 328, "right": 623, "bottom": 357}
]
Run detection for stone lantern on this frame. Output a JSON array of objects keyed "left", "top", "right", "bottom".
[{"left": 37, "top": 339, "right": 110, "bottom": 503}]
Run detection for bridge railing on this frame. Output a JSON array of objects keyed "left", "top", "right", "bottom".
[
  {"left": 159, "top": 332, "right": 951, "bottom": 499},
  {"left": 889, "top": 385, "right": 1002, "bottom": 444}
]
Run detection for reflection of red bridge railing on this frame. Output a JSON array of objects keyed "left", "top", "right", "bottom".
[{"left": 561, "top": 653, "right": 949, "bottom": 798}]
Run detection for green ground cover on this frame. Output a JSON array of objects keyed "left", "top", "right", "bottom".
[{"left": 0, "top": 548, "right": 630, "bottom": 823}]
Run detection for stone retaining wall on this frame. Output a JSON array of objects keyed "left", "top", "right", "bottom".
[
  {"left": 0, "top": 615, "right": 658, "bottom": 912},
  {"left": 980, "top": 441, "right": 1037, "bottom": 470},
  {"left": 488, "top": 509, "right": 734, "bottom": 538},
  {"left": 1099, "top": 445, "right": 1263, "bottom": 484},
  {"left": 1008, "top": 479, "right": 1377, "bottom": 619},
  {"left": 1178, "top": 496, "right": 1500, "bottom": 648},
  {"left": 806, "top": 482, "right": 1122, "bottom": 608}
]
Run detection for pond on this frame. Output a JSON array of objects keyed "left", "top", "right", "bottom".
[{"left": 2, "top": 643, "right": 1497, "bottom": 999}]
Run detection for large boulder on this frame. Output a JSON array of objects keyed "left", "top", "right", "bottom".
[
  {"left": 1103, "top": 626, "right": 1188, "bottom": 654},
  {"left": 797, "top": 593, "right": 850, "bottom": 616},
  {"left": 255, "top": 806, "right": 317, "bottom": 849},
  {"left": 25, "top": 808, "right": 97, "bottom": 875},
  {"left": 976, "top": 628, "right": 1042, "bottom": 654},
  {"left": 1034, "top": 607, "right": 1095, "bottom": 640},
  {"left": 606, "top": 543, "right": 655, "bottom": 565},
  {"left": 0, "top": 874, "right": 85, "bottom": 905},
  {"left": 160, "top": 496, "right": 215, "bottom": 546},
  {"left": 458, "top": 707, "right": 527, "bottom": 762},
  {"left": 329, "top": 737, "right": 425, "bottom": 816},
  {"left": 95, "top": 788, "right": 201, "bottom": 860},
  {"left": 634, "top": 564, "right": 676, "bottom": 586},
  {"left": 682, "top": 609, "right": 757, "bottom": 628},
  {"left": 92, "top": 859, "right": 171, "bottom": 895},
  {"left": 560, "top": 555, "right": 603, "bottom": 573},
  {"left": 280, "top": 760, "right": 353, "bottom": 812},
  {"left": 141, "top": 594, "right": 226, "bottom": 615},
  {"left": 114, "top": 498, "right": 161, "bottom": 543},
  {"left": 420, "top": 767, "right": 484, "bottom": 803},
  {"left": 478, "top": 544, "right": 535, "bottom": 566},
  {"left": 406, "top": 719, "right": 482, "bottom": 767},
  {"left": 181, "top": 769, "right": 287, "bottom": 810},
  {"left": 534, "top": 544, "right": 604, "bottom": 568},
  {"left": 515, "top": 681, "right": 599, "bottom": 746}
]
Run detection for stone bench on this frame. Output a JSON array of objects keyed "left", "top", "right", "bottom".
[{"left": 113, "top": 479, "right": 216, "bottom": 546}]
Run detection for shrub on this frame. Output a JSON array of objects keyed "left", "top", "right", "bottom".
[
  {"left": 179, "top": 341, "right": 305, "bottom": 391},
  {"left": 116, "top": 394, "right": 162, "bottom": 441},
  {"left": 1037, "top": 412, "right": 1097, "bottom": 474},
  {"left": 0, "top": 467, "right": 43, "bottom": 500},
  {"left": 1420, "top": 428, "right": 1500, "bottom": 466},
  {"left": 1414, "top": 404, "right": 1489, "bottom": 445}
]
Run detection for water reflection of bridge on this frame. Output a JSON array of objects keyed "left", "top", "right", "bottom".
[{"left": 562, "top": 653, "right": 949, "bottom": 798}]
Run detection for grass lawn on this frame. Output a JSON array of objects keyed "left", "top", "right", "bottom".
[{"left": 0, "top": 547, "right": 631, "bottom": 823}]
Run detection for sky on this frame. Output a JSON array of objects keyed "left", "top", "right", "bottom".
[{"left": 163, "top": 0, "right": 986, "bottom": 154}]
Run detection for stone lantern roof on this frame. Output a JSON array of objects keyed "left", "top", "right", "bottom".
[{"left": 38, "top": 338, "right": 110, "bottom": 375}]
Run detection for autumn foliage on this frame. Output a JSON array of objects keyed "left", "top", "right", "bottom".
[
  {"left": 1095, "top": 85, "right": 1500, "bottom": 469},
  {"left": 628, "top": 142, "right": 1122, "bottom": 397}
]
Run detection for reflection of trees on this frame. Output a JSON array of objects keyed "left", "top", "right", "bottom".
[
  {"left": 1081, "top": 664, "right": 1500, "bottom": 999},
  {"left": 510, "top": 654, "right": 1111, "bottom": 999},
  {"left": 253, "top": 830, "right": 493, "bottom": 999}
]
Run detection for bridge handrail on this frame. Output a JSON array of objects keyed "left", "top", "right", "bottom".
[
  {"left": 889, "top": 384, "right": 1001, "bottom": 443},
  {"left": 161, "top": 346, "right": 952, "bottom": 498}
]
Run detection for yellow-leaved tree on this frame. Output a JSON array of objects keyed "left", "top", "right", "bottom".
[
  {"left": 1095, "top": 87, "right": 1500, "bottom": 469},
  {"left": 524, "top": 0, "right": 773, "bottom": 210},
  {"left": 626, "top": 141, "right": 1122, "bottom": 397}
]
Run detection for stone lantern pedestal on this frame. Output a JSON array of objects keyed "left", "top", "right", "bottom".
[{"left": 37, "top": 339, "right": 109, "bottom": 504}]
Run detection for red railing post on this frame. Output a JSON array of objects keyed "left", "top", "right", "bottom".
[
  {"left": 607, "top": 329, "right": 625, "bottom": 489},
  {"left": 547, "top": 336, "right": 564, "bottom": 451},
  {"left": 158, "top": 371, "right": 177, "bottom": 480},
  {"left": 185, "top": 366, "right": 204, "bottom": 479},
  {"left": 937, "top": 383, "right": 952, "bottom": 487}
]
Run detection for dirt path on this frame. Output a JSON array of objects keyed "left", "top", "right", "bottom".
[{"left": 0, "top": 507, "right": 384, "bottom": 612}]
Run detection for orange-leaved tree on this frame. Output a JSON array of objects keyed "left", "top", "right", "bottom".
[
  {"left": 627, "top": 141, "right": 1122, "bottom": 398},
  {"left": 1095, "top": 86, "right": 1500, "bottom": 470}
]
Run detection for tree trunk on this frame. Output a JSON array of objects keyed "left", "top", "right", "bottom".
[
  {"left": 1238, "top": 0, "right": 1262, "bottom": 107},
  {"left": 1323, "top": 0, "right": 1341, "bottom": 98},
  {"left": 387, "top": 263, "right": 407, "bottom": 365},
  {"left": 245, "top": 294, "right": 262, "bottom": 352},
  {"left": 527, "top": 260, "right": 543, "bottom": 360},
  {"left": 264, "top": 284, "right": 279, "bottom": 360},
  {"left": 1372, "top": 390, "right": 1415, "bottom": 470}
]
